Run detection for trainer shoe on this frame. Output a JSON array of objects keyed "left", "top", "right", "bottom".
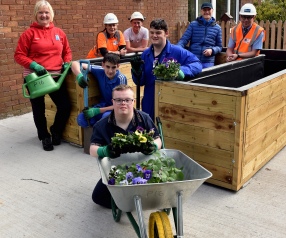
[
  {"left": 50, "top": 126, "right": 61, "bottom": 145},
  {"left": 42, "top": 137, "right": 54, "bottom": 151}
]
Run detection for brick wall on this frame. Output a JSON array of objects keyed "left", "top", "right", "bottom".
[{"left": 0, "top": 0, "right": 188, "bottom": 119}]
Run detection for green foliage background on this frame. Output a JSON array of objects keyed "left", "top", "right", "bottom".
[{"left": 254, "top": 0, "right": 286, "bottom": 22}]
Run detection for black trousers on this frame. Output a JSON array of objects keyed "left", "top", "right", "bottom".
[
  {"left": 92, "top": 178, "right": 112, "bottom": 209},
  {"left": 29, "top": 81, "right": 71, "bottom": 140}
]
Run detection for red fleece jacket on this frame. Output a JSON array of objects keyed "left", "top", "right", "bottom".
[{"left": 14, "top": 22, "right": 72, "bottom": 71}]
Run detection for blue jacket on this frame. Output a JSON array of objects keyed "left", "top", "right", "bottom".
[
  {"left": 177, "top": 16, "right": 222, "bottom": 64},
  {"left": 132, "top": 40, "right": 202, "bottom": 120},
  {"left": 90, "top": 65, "right": 127, "bottom": 108}
]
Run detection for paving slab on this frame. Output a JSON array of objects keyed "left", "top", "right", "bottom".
[{"left": 0, "top": 112, "right": 285, "bottom": 238}]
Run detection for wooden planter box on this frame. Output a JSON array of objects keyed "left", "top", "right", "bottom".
[
  {"left": 45, "top": 63, "right": 142, "bottom": 147},
  {"left": 155, "top": 55, "right": 286, "bottom": 191}
]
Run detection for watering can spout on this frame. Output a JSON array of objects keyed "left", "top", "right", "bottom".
[{"left": 22, "top": 62, "right": 72, "bottom": 99}]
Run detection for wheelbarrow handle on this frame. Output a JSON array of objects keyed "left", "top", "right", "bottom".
[{"left": 156, "top": 117, "right": 165, "bottom": 149}]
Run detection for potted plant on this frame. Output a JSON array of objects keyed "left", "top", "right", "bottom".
[{"left": 153, "top": 57, "right": 181, "bottom": 81}]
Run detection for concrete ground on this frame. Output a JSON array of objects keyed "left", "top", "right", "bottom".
[{"left": 0, "top": 112, "right": 286, "bottom": 238}]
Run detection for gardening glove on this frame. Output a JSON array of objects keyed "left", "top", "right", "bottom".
[
  {"left": 61, "top": 62, "right": 70, "bottom": 72},
  {"left": 29, "top": 61, "right": 47, "bottom": 76},
  {"left": 97, "top": 144, "right": 121, "bottom": 159},
  {"left": 176, "top": 70, "right": 185, "bottom": 81},
  {"left": 83, "top": 107, "right": 101, "bottom": 119},
  {"left": 76, "top": 73, "right": 88, "bottom": 88},
  {"left": 141, "top": 143, "right": 158, "bottom": 155},
  {"left": 130, "top": 55, "right": 144, "bottom": 79}
]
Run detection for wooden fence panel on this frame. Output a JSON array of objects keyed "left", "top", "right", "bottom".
[
  {"left": 177, "top": 20, "right": 286, "bottom": 50},
  {"left": 277, "top": 20, "right": 282, "bottom": 49},
  {"left": 283, "top": 21, "right": 286, "bottom": 49}
]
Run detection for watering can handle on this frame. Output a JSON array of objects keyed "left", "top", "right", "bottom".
[{"left": 22, "top": 83, "right": 30, "bottom": 99}]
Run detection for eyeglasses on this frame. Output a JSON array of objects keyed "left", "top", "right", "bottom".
[
  {"left": 241, "top": 15, "right": 254, "bottom": 20},
  {"left": 113, "top": 98, "right": 134, "bottom": 105}
]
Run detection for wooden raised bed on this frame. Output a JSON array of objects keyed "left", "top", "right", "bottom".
[
  {"left": 45, "top": 63, "right": 141, "bottom": 147},
  {"left": 155, "top": 54, "right": 286, "bottom": 191}
]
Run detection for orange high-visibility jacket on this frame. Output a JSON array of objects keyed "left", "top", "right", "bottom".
[
  {"left": 231, "top": 22, "right": 265, "bottom": 56},
  {"left": 86, "top": 30, "right": 125, "bottom": 59}
]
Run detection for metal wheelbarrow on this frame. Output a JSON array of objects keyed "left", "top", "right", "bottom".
[{"left": 97, "top": 149, "right": 212, "bottom": 238}]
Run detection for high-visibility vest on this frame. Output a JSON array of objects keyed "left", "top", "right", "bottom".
[
  {"left": 231, "top": 22, "right": 265, "bottom": 57},
  {"left": 86, "top": 30, "right": 121, "bottom": 59}
]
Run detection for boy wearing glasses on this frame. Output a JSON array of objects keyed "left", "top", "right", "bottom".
[
  {"left": 89, "top": 84, "right": 162, "bottom": 208},
  {"left": 71, "top": 53, "right": 127, "bottom": 128},
  {"left": 226, "top": 3, "right": 265, "bottom": 62}
]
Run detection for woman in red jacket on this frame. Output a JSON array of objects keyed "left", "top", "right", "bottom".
[{"left": 14, "top": 0, "right": 72, "bottom": 151}]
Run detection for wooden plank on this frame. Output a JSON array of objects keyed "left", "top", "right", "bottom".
[
  {"left": 245, "top": 108, "right": 284, "bottom": 146},
  {"left": 270, "top": 20, "right": 276, "bottom": 49},
  {"left": 246, "top": 74, "right": 285, "bottom": 111},
  {"left": 242, "top": 132, "right": 286, "bottom": 182},
  {"left": 199, "top": 161, "right": 233, "bottom": 185},
  {"left": 232, "top": 93, "right": 246, "bottom": 191},
  {"left": 159, "top": 85, "right": 237, "bottom": 115},
  {"left": 158, "top": 102, "right": 235, "bottom": 133},
  {"left": 276, "top": 20, "right": 282, "bottom": 49},
  {"left": 161, "top": 119, "right": 234, "bottom": 151},
  {"left": 246, "top": 94, "right": 285, "bottom": 129},
  {"left": 156, "top": 80, "right": 242, "bottom": 96},
  {"left": 164, "top": 137, "right": 233, "bottom": 169},
  {"left": 205, "top": 178, "right": 233, "bottom": 190},
  {"left": 243, "top": 119, "right": 286, "bottom": 165}
]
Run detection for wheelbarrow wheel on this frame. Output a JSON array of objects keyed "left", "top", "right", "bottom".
[
  {"left": 111, "top": 197, "right": 122, "bottom": 222},
  {"left": 149, "top": 211, "right": 173, "bottom": 238}
]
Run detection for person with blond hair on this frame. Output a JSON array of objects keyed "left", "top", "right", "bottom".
[{"left": 14, "top": 0, "right": 72, "bottom": 151}]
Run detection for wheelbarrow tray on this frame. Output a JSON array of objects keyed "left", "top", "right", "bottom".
[{"left": 97, "top": 149, "right": 212, "bottom": 212}]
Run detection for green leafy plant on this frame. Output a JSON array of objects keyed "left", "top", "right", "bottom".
[
  {"left": 153, "top": 57, "right": 181, "bottom": 80},
  {"left": 108, "top": 152, "right": 184, "bottom": 185},
  {"left": 110, "top": 126, "right": 156, "bottom": 154}
]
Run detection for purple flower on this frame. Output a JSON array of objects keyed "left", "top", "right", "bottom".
[
  {"left": 126, "top": 172, "right": 133, "bottom": 180},
  {"left": 108, "top": 178, "right": 115, "bottom": 185},
  {"left": 132, "top": 177, "right": 147, "bottom": 184},
  {"left": 136, "top": 164, "right": 142, "bottom": 172},
  {"left": 136, "top": 126, "right": 144, "bottom": 132},
  {"left": 120, "top": 180, "right": 129, "bottom": 185},
  {"left": 153, "top": 58, "right": 158, "bottom": 68},
  {"left": 143, "top": 170, "right": 152, "bottom": 180}
]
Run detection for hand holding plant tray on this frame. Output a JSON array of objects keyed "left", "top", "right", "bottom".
[
  {"left": 108, "top": 152, "right": 184, "bottom": 185},
  {"left": 153, "top": 57, "right": 181, "bottom": 81},
  {"left": 110, "top": 126, "right": 157, "bottom": 155}
]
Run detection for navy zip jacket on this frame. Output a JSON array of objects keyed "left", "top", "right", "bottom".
[{"left": 177, "top": 16, "right": 222, "bottom": 64}]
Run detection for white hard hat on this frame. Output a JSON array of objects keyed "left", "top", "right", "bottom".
[
  {"left": 129, "top": 12, "right": 145, "bottom": 21},
  {"left": 239, "top": 3, "right": 257, "bottom": 16},
  {"left": 103, "top": 13, "right": 119, "bottom": 24}
]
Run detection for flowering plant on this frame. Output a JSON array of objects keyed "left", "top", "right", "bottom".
[
  {"left": 108, "top": 152, "right": 184, "bottom": 185},
  {"left": 153, "top": 57, "right": 181, "bottom": 80},
  {"left": 110, "top": 126, "right": 156, "bottom": 154}
]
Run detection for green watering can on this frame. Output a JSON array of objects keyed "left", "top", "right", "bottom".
[{"left": 22, "top": 62, "right": 72, "bottom": 99}]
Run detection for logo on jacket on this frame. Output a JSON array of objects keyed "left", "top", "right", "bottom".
[
  {"left": 244, "top": 38, "right": 251, "bottom": 43},
  {"left": 55, "top": 35, "right": 60, "bottom": 40}
]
